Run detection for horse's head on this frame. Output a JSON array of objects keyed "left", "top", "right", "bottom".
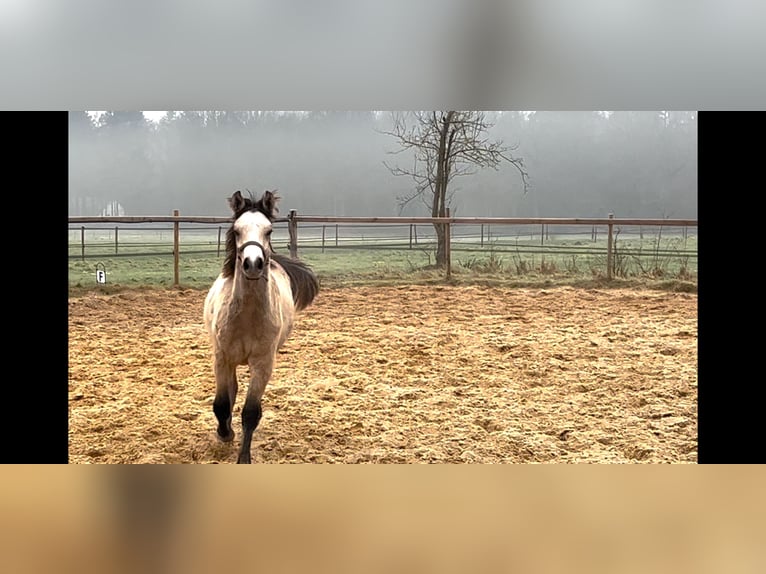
[{"left": 223, "top": 190, "right": 279, "bottom": 280}]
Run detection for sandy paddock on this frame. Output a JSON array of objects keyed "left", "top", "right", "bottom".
[{"left": 68, "top": 285, "right": 697, "bottom": 463}]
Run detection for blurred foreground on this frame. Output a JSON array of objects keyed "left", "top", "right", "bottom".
[{"left": 2, "top": 466, "right": 764, "bottom": 574}]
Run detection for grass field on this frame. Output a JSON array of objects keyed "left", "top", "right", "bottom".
[{"left": 68, "top": 228, "right": 697, "bottom": 294}]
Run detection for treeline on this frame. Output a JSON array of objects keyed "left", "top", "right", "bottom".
[{"left": 68, "top": 111, "right": 696, "bottom": 218}]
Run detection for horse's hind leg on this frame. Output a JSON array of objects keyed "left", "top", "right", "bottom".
[
  {"left": 212, "top": 359, "right": 237, "bottom": 442},
  {"left": 237, "top": 357, "right": 273, "bottom": 464}
]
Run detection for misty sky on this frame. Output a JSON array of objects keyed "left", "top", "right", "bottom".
[
  {"left": 69, "top": 111, "right": 697, "bottom": 220},
  {"left": 7, "top": 2, "right": 765, "bottom": 109}
]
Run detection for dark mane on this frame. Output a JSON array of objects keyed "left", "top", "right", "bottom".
[
  {"left": 230, "top": 189, "right": 278, "bottom": 222},
  {"left": 222, "top": 227, "right": 241, "bottom": 278},
  {"left": 272, "top": 252, "right": 319, "bottom": 311}
]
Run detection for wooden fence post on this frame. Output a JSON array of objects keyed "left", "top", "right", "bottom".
[
  {"left": 606, "top": 213, "right": 614, "bottom": 280},
  {"left": 335, "top": 224, "right": 339, "bottom": 247},
  {"left": 217, "top": 226, "right": 222, "bottom": 257},
  {"left": 481, "top": 224, "right": 484, "bottom": 247},
  {"left": 322, "top": 225, "right": 326, "bottom": 253},
  {"left": 409, "top": 224, "right": 413, "bottom": 249},
  {"left": 81, "top": 226, "right": 85, "bottom": 261},
  {"left": 173, "top": 209, "right": 180, "bottom": 286},
  {"left": 115, "top": 226, "right": 119, "bottom": 254},
  {"left": 288, "top": 210, "right": 298, "bottom": 258},
  {"left": 445, "top": 208, "right": 452, "bottom": 280}
]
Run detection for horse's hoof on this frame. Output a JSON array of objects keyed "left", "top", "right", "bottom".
[{"left": 216, "top": 429, "right": 235, "bottom": 443}]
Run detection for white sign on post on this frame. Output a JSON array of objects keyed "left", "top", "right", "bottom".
[{"left": 96, "top": 263, "right": 106, "bottom": 284}]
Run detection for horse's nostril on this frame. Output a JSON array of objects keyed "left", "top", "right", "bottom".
[
  {"left": 243, "top": 258, "right": 250, "bottom": 271},
  {"left": 256, "top": 258, "right": 264, "bottom": 270}
]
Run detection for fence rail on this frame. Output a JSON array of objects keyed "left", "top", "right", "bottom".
[
  {"left": 68, "top": 215, "right": 697, "bottom": 226},
  {"left": 69, "top": 212, "right": 698, "bottom": 285}
]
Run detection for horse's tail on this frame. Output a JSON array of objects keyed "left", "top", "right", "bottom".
[{"left": 272, "top": 253, "right": 319, "bottom": 311}]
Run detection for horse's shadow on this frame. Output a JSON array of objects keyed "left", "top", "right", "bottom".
[
  {"left": 191, "top": 425, "right": 286, "bottom": 464},
  {"left": 188, "top": 432, "right": 238, "bottom": 464}
]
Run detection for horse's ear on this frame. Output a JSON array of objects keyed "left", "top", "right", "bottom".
[
  {"left": 261, "top": 190, "right": 280, "bottom": 218},
  {"left": 228, "top": 191, "right": 246, "bottom": 214}
]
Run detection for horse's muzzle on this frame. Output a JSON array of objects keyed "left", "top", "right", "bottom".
[{"left": 238, "top": 241, "right": 270, "bottom": 280}]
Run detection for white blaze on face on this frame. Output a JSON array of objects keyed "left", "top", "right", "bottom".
[{"left": 234, "top": 211, "right": 273, "bottom": 278}]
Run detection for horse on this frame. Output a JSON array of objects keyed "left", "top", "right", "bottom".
[{"left": 203, "top": 190, "right": 318, "bottom": 463}]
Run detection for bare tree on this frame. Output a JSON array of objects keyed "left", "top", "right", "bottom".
[{"left": 382, "top": 111, "right": 529, "bottom": 267}]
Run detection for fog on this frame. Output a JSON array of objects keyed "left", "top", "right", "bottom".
[
  {"left": 7, "top": 2, "right": 765, "bottom": 109},
  {"left": 68, "top": 111, "right": 697, "bottom": 219}
]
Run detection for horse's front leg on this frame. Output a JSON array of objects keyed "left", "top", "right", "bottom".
[
  {"left": 237, "top": 356, "right": 274, "bottom": 464},
  {"left": 212, "top": 356, "right": 238, "bottom": 442}
]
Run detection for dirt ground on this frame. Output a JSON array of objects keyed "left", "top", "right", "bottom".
[{"left": 68, "top": 285, "right": 697, "bottom": 463}]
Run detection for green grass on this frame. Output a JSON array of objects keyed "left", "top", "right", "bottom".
[
  {"left": 68, "top": 232, "right": 697, "bottom": 294},
  {"left": 69, "top": 253, "right": 222, "bottom": 289}
]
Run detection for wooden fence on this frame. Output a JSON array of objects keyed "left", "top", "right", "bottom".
[{"left": 69, "top": 213, "right": 698, "bottom": 285}]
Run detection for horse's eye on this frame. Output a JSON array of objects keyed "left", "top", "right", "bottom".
[{"left": 266, "top": 230, "right": 273, "bottom": 237}]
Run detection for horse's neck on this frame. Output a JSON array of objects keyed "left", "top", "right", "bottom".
[{"left": 232, "top": 274, "right": 272, "bottom": 315}]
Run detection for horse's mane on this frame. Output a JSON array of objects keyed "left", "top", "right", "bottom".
[{"left": 272, "top": 252, "right": 319, "bottom": 312}]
